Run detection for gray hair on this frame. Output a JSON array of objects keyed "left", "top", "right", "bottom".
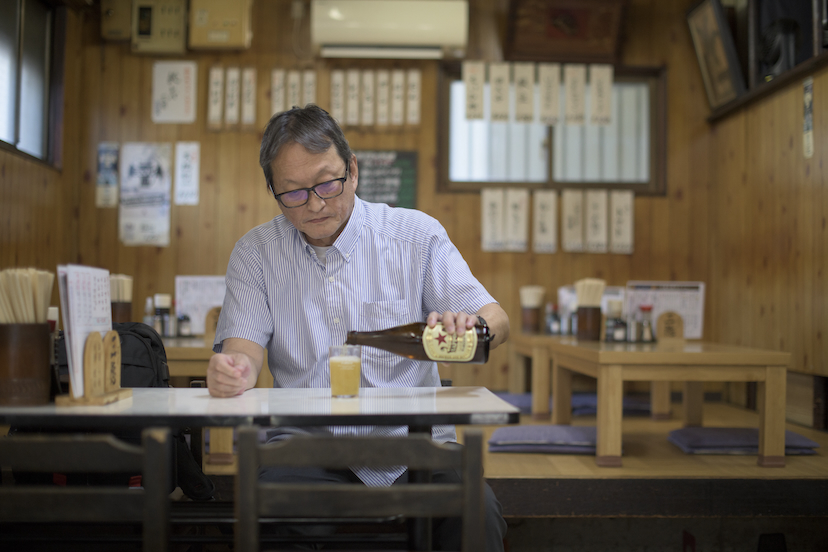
[{"left": 259, "top": 104, "right": 352, "bottom": 195}]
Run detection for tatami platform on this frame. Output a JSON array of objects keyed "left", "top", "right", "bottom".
[{"left": 462, "top": 401, "right": 828, "bottom": 518}]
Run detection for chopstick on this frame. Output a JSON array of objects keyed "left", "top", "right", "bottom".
[
  {"left": 575, "top": 278, "right": 606, "bottom": 307},
  {"left": 0, "top": 268, "right": 55, "bottom": 324}
]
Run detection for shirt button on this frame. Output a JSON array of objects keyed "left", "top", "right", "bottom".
[
  {"left": 328, "top": 276, "right": 335, "bottom": 282},
  {"left": 333, "top": 318, "right": 340, "bottom": 324}
]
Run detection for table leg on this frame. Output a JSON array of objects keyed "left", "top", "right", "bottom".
[
  {"left": 651, "top": 381, "right": 672, "bottom": 420},
  {"left": 206, "top": 427, "right": 235, "bottom": 466},
  {"left": 681, "top": 382, "right": 704, "bottom": 427},
  {"left": 758, "top": 366, "right": 786, "bottom": 467},
  {"left": 508, "top": 344, "right": 526, "bottom": 393},
  {"left": 530, "top": 346, "right": 551, "bottom": 420},
  {"left": 596, "top": 365, "right": 623, "bottom": 467},
  {"left": 551, "top": 356, "right": 571, "bottom": 425}
]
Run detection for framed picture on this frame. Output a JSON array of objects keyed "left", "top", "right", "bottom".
[
  {"left": 505, "top": 0, "right": 626, "bottom": 63},
  {"left": 687, "top": 0, "right": 746, "bottom": 109}
]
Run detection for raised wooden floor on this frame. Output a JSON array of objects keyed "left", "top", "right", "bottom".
[{"left": 461, "top": 401, "right": 828, "bottom": 518}]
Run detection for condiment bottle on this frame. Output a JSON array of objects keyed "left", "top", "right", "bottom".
[
  {"left": 606, "top": 300, "right": 626, "bottom": 342},
  {"left": 639, "top": 304, "right": 654, "bottom": 343},
  {"left": 346, "top": 321, "right": 493, "bottom": 364},
  {"left": 545, "top": 303, "right": 561, "bottom": 335}
]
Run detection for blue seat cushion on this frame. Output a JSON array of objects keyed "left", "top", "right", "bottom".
[
  {"left": 668, "top": 427, "right": 819, "bottom": 455},
  {"left": 488, "top": 425, "right": 596, "bottom": 454}
]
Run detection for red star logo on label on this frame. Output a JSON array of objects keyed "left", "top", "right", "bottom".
[{"left": 436, "top": 333, "right": 447, "bottom": 345}]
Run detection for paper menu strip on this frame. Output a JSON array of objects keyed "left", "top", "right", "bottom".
[
  {"left": 533, "top": 190, "right": 557, "bottom": 253},
  {"left": 505, "top": 188, "right": 529, "bottom": 251},
  {"left": 585, "top": 190, "right": 608, "bottom": 253},
  {"left": 481, "top": 188, "right": 505, "bottom": 251},
  {"left": 58, "top": 265, "right": 113, "bottom": 399},
  {"left": 562, "top": 189, "right": 584, "bottom": 252}
]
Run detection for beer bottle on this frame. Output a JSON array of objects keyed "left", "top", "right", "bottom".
[{"left": 345, "top": 321, "right": 493, "bottom": 364}]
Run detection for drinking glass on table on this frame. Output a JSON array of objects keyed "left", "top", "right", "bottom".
[{"left": 329, "top": 345, "right": 361, "bottom": 397}]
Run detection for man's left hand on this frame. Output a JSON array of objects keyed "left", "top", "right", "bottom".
[{"left": 426, "top": 311, "right": 476, "bottom": 336}]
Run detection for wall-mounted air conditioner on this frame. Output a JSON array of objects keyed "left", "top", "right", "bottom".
[{"left": 310, "top": 0, "right": 468, "bottom": 59}]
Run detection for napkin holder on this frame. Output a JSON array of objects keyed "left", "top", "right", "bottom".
[{"left": 55, "top": 331, "right": 132, "bottom": 406}]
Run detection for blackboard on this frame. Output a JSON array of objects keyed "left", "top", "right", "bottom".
[{"left": 354, "top": 151, "right": 417, "bottom": 209}]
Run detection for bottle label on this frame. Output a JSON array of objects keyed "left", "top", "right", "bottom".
[{"left": 422, "top": 323, "right": 477, "bottom": 362}]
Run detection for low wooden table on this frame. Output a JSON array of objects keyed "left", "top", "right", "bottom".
[{"left": 509, "top": 333, "right": 791, "bottom": 467}]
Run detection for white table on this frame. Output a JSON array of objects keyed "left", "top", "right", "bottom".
[{"left": 0, "top": 386, "right": 520, "bottom": 431}]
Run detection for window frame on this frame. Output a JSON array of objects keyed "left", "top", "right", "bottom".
[
  {"left": 437, "top": 62, "right": 668, "bottom": 196},
  {"left": 0, "top": 1, "right": 65, "bottom": 169}
]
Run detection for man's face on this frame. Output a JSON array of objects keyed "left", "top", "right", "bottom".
[{"left": 270, "top": 142, "right": 358, "bottom": 247}]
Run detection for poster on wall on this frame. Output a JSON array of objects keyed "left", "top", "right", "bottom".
[
  {"left": 151, "top": 61, "right": 197, "bottom": 124},
  {"left": 119, "top": 142, "right": 172, "bottom": 246},
  {"left": 174, "top": 142, "right": 200, "bottom": 205},
  {"left": 96, "top": 142, "right": 119, "bottom": 208}
]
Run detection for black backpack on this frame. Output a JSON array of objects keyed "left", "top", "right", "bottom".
[{"left": 11, "top": 322, "right": 215, "bottom": 501}]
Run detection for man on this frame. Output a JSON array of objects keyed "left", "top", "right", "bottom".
[{"left": 208, "top": 104, "right": 509, "bottom": 551}]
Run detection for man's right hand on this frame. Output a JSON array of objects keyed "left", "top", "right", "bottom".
[{"left": 207, "top": 352, "right": 253, "bottom": 397}]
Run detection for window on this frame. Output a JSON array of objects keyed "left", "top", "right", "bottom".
[
  {"left": 438, "top": 64, "right": 667, "bottom": 195},
  {"left": 0, "top": 0, "right": 62, "bottom": 165}
]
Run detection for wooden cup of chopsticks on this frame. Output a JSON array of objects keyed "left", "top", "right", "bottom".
[
  {"left": 0, "top": 268, "right": 55, "bottom": 405},
  {"left": 574, "top": 278, "right": 606, "bottom": 341}
]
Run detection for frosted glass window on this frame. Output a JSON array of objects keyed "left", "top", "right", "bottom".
[
  {"left": 449, "top": 80, "right": 548, "bottom": 183},
  {"left": 0, "top": 0, "right": 55, "bottom": 162},
  {"left": 440, "top": 66, "right": 665, "bottom": 195},
  {"left": 0, "top": 1, "right": 20, "bottom": 144}
]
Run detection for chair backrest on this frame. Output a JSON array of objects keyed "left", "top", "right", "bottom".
[
  {"left": 235, "top": 426, "right": 485, "bottom": 552},
  {"left": 0, "top": 427, "right": 172, "bottom": 552}
]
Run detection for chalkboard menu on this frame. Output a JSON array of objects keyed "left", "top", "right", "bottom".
[{"left": 355, "top": 151, "right": 417, "bottom": 209}]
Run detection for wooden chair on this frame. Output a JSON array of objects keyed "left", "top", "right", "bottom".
[
  {"left": 235, "top": 426, "right": 485, "bottom": 552},
  {"left": 0, "top": 427, "right": 172, "bottom": 551}
]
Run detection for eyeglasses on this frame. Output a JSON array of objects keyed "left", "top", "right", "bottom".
[{"left": 273, "top": 166, "right": 348, "bottom": 208}]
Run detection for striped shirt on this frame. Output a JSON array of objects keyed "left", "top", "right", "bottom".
[{"left": 215, "top": 198, "right": 496, "bottom": 486}]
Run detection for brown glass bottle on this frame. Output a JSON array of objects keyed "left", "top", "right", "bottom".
[{"left": 345, "top": 322, "right": 492, "bottom": 364}]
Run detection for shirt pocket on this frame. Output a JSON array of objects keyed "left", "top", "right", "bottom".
[{"left": 358, "top": 299, "right": 412, "bottom": 331}]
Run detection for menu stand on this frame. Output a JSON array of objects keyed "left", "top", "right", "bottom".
[{"left": 56, "top": 330, "right": 132, "bottom": 406}]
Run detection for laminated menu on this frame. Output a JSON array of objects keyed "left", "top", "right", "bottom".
[{"left": 57, "top": 265, "right": 112, "bottom": 398}]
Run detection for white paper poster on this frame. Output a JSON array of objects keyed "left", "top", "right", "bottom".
[
  {"left": 406, "top": 69, "right": 421, "bottom": 125},
  {"left": 585, "top": 189, "right": 608, "bottom": 253},
  {"left": 609, "top": 190, "right": 634, "bottom": 254},
  {"left": 589, "top": 64, "right": 613, "bottom": 126},
  {"left": 119, "top": 142, "right": 172, "bottom": 246},
  {"left": 207, "top": 66, "right": 224, "bottom": 127},
  {"left": 564, "top": 64, "right": 586, "bottom": 125},
  {"left": 175, "top": 275, "right": 226, "bottom": 335},
  {"left": 152, "top": 61, "right": 197, "bottom": 123},
  {"left": 463, "top": 61, "right": 485, "bottom": 120},
  {"left": 505, "top": 188, "right": 529, "bottom": 251},
  {"left": 539, "top": 63, "right": 561, "bottom": 126},
  {"left": 533, "top": 190, "right": 557, "bottom": 253},
  {"left": 481, "top": 188, "right": 505, "bottom": 251},
  {"left": 561, "top": 189, "right": 584, "bottom": 252},
  {"left": 514, "top": 62, "right": 535, "bottom": 123},
  {"left": 330, "top": 70, "right": 345, "bottom": 123},
  {"left": 302, "top": 70, "right": 316, "bottom": 107},
  {"left": 174, "top": 142, "right": 200, "bottom": 205},
  {"left": 375, "top": 70, "right": 390, "bottom": 126},
  {"left": 489, "top": 62, "right": 510, "bottom": 122},
  {"left": 361, "top": 70, "right": 375, "bottom": 126},
  {"left": 96, "top": 142, "right": 119, "bottom": 208},
  {"left": 346, "top": 69, "right": 360, "bottom": 126},
  {"left": 241, "top": 67, "right": 257, "bottom": 125},
  {"left": 271, "top": 69, "right": 286, "bottom": 115},
  {"left": 224, "top": 67, "right": 240, "bottom": 125}
]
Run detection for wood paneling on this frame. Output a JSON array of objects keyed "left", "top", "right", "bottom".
[{"left": 0, "top": 0, "right": 825, "bottom": 391}]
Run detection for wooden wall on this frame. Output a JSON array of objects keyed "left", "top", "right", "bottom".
[{"left": 0, "top": 0, "right": 825, "bottom": 390}]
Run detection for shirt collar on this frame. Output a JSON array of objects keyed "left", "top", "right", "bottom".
[{"left": 294, "top": 197, "right": 364, "bottom": 263}]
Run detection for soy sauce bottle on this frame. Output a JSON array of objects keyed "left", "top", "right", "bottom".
[{"left": 346, "top": 321, "right": 492, "bottom": 364}]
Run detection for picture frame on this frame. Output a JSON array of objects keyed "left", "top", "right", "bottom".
[{"left": 686, "top": 0, "right": 747, "bottom": 109}]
